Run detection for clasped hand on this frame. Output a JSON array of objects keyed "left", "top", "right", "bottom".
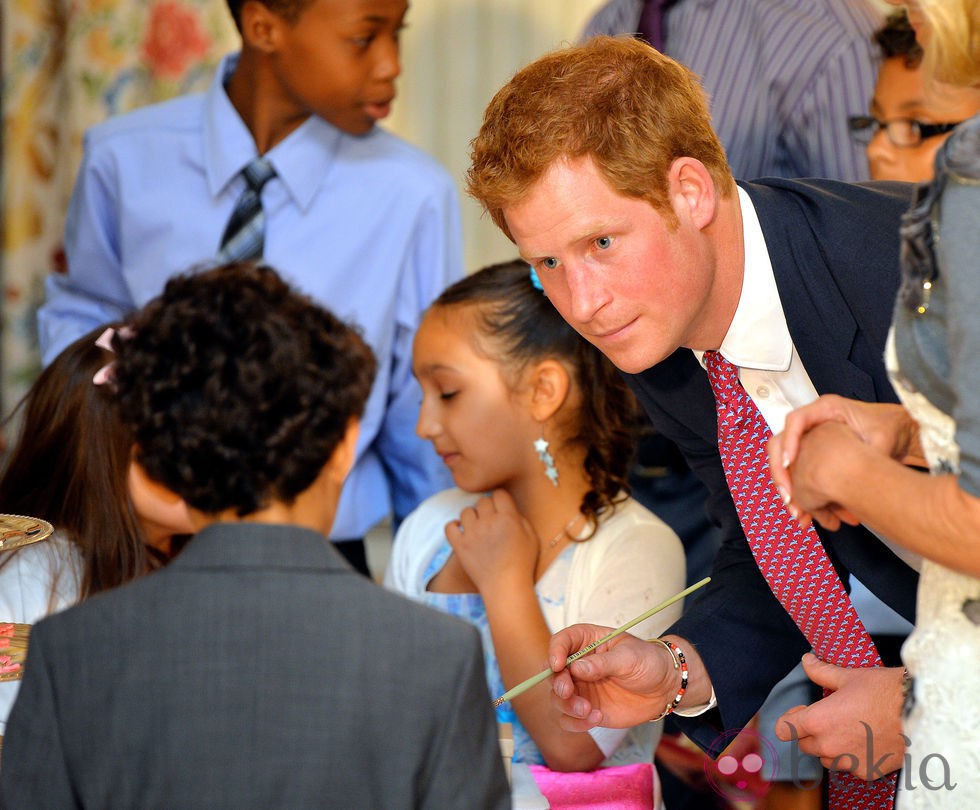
[{"left": 768, "top": 394, "right": 920, "bottom": 529}]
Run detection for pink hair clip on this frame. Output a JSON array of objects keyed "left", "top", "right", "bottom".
[{"left": 92, "top": 325, "right": 133, "bottom": 386}]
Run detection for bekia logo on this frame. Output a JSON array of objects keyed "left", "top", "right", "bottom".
[
  {"left": 704, "top": 724, "right": 958, "bottom": 798},
  {"left": 703, "top": 728, "right": 779, "bottom": 802}
]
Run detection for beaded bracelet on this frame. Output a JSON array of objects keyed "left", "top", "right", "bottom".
[
  {"left": 648, "top": 638, "right": 688, "bottom": 722},
  {"left": 901, "top": 666, "right": 915, "bottom": 718}
]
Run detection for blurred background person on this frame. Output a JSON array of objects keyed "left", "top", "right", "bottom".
[{"left": 849, "top": 7, "right": 980, "bottom": 182}]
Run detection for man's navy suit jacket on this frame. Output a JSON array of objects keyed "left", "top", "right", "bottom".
[{"left": 626, "top": 178, "right": 920, "bottom": 754}]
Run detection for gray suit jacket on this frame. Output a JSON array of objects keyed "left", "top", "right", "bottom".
[{"left": 0, "top": 523, "right": 510, "bottom": 809}]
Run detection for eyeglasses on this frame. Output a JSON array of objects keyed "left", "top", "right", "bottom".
[{"left": 848, "top": 115, "right": 962, "bottom": 148}]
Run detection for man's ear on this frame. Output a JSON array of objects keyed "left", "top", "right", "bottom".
[
  {"left": 528, "top": 359, "right": 571, "bottom": 423},
  {"left": 668, "top": 157, "right": 718, "bottom": 231},
  {"left": 239, "top": 0, "right": 284, "bottom": 53}
]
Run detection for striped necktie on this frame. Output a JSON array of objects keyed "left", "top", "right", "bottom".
[
  {"left": 703, "top": 351, "right": 897, "bottom": 809},
  {"left": 217, "top": 157, "right": 276, "bottom": 262}
]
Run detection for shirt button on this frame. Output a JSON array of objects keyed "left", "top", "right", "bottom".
[{"left": 756, "top": 385, "right": 770, "bottom": 399}]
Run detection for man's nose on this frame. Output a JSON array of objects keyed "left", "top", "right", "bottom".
[{"left": 565, "top": 259, "right": 610, "bottom": 324}]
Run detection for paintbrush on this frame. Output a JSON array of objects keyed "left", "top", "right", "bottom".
[{"left": 492, "top": 576, "right": 710, "bottom": 708}]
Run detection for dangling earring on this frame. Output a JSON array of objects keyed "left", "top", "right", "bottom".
[{"left": 534, "top": 432, "right": 559, "bottom": 487}]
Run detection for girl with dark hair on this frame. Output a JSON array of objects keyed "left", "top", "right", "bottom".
[
  {"left": 0, "top": 324, "right": 193, "bottom": 739},
  {"left": 385, "top": 260, "right": 685, "bottom": 773}
]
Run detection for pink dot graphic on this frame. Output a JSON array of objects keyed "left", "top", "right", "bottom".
[{"left": 703, "top": 728, "right": 778, "bottom": 801}]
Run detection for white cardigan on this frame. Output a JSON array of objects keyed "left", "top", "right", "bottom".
[{"left": 385, "top": 488, "right": 686, "bottom": 764}]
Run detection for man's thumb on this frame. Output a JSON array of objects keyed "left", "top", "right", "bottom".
[{"left": 801, "top": 652, "right": 844, "bottom": 691}]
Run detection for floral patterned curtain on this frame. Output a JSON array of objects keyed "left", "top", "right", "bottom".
[
  {"left": 0, "top": 0, "right": 599, "bottom": 422},
  {"left": 1, "top": 0, "right": 237, "bottom": 416}
]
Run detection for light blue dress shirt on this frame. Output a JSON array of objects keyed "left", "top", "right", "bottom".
[
  {"left": 38, "top": 54, "right": 461, "bottom": 539},
  {"left": 582, "top": 0, "right": 882, "bottom": 182}
]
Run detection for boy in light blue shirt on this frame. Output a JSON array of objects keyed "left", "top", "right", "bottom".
[{"left": 38, "top": 0, "right": 460, "bottom": 574}]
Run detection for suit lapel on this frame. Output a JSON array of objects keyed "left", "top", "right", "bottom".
[{"left": 742, "top": 180, "right": 886, "bottom": 402}]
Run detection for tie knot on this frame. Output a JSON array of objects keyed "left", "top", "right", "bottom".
[
  {"left": 703, "top": 351, "right": 745, "bottom": 415},
  {"left": 703, "top": 350, "right": 738, "bottom": 388},
  {"left": 242, "top": 157, "right": 276, "bottom": 192}
]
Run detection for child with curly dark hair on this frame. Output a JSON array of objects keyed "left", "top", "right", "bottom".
[
  {"left": 0, "top": 262, "right": 510, "bottom": 809},
  {"left": 385, "top": 260, "right": 685, "bottom": 773}
]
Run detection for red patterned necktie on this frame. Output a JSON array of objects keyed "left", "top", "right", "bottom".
[{"left": 703, "top": 351, "right": 897, "bottom": 809}]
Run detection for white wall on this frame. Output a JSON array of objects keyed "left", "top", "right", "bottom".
[{"left": 385, "top": 1, "right": 601, "bottom": 274}]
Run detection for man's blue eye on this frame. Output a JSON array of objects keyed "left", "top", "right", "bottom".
[
  {"left": 596, "top": 236, "right": 612, "bottom": 249},
  {"left": 542, "top": 258, "right": 559, "bottom": 270}
]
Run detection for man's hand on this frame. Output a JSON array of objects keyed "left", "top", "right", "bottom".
[
  {"left": 769, "top": 396, "right": 921, "bottom": 522},
  {"left": 777, "top": 421, "right": 867, "bottom": 530},
  {"left": 548, "top": 627, "right": 703, "bottom": 731},
  {"left": 775, "top": 653, "right": 907, "bottom": 781}
]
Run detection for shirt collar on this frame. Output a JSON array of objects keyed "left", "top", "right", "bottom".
[
  {"left": 700, "top": 187, "right": 793, "bottom": 372},
  {"left": 204, "top": 52, "right": 343, "bottom": 212}
]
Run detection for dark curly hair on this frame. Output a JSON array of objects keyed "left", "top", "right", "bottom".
[
  {"left": 876, "top": 9, "right": 924, "bottom": 69},
  {"left": 431, "top": 260, "right": 638, "bottom": 530},
  {"left": 111, "top": 262, "right": 376, "bottom": 517}
]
